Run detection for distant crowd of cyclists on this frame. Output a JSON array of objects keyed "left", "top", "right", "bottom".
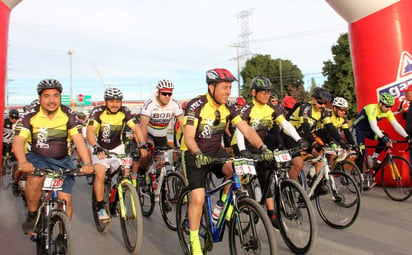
[{"left": 2, "top": 67, "right": 412, "bottom": 255}]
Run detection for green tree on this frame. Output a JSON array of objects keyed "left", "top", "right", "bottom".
[
  {"left": 240, "top": 54, "right": 307, "bottom": 102},
  {"left": 322, "top": 33, "right": 356, "bottom": 118}
]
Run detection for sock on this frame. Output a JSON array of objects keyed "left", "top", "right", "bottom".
[
  {"left": 138, "top": 167, "right": 146, "bottom": 176},
  {"left": 267, "top": 209, "right": 275, "bottom": 220},
  {"left": 97, "top": 201, "right": 105, "bottom": 210},
  {"left": 220, "top": 193, "right": 227, "bottom": 202},
  {"left": 28, "top": 211, "right": 37, "bottom": 218},
  {"left": 190, "top": 229, "right": 199, "bottom": 242}
]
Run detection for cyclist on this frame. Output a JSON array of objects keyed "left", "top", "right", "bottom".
[
  {"left": 282, "top": 95, "right": 297, "bottom": 117},
  {"left": 86, "top": 87, "right": 148, "bottom": 221},
  {"left": 223, "top": 97, "right": 246, "bottom": 150},
  {"left": 3, "top": 109, "right": 19, "bottom": 195},
  {"left": 233, "top": 76, "right": 307, "bottom": 228},
  {"left": 12, "top": 79, "right": 94, "bottom": 233},
  {"left": 353, "top": 92, "right": 412, "bottom": 174},
  {"left": 270, "top": 94, "right": 279, "bottom": 106},
  {"left": 137, "top": 79, "right": 184, "bottom": 181},
  {"left": 285, "top": 87, "right": 345, "bottom": 183},
  {"left": 181, "top": 68, "right": 273, "bottom": 255}
]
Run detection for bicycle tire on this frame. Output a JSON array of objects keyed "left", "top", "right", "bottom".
[
  {"left": 177, "top": 186, "right": 208, "bottom": 255},
  {"left": 160, "top": 171, "right": 186, "bottom": 231},
  {"left": 332, "top": 160, "right": 363, "bottom": 193},
  {"left": 277, "top": 179, "right": 317, "bottom": 254},
  {"left": 381, "top": 155, "right": 412, "bottom": 201},
  {"left": 138, "top": 175, "right": 155, "bottom": 217},
  {"left": 120, "top": 182, "right": 143, "bottom": 255},
  {"left": 228, "top": 197, "right": 278, "bottom": 255},
  {"left": 1, "top": 156, "right": 12, "bottom": 189},
  {"left": 36, "top": 212, "right": 46, "bottom": 255},
  {"left": 316, "top": 171, "right": 361, "bottom": 229},
  {"left": 92, "top": 182, "right": 111, "bottom": 233},
  {"left": 48, "top": 211, "right": 73, "bottom": 255}
]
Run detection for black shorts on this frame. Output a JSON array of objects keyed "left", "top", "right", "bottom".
[{"left": 183, "top": 148, "right": 230, "bottom": 190}]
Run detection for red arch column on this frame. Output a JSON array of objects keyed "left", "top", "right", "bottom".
[
  {"left": 327, "top": 0, "right": 412, "bottom": 185},
  {"left": 0, "top": 0, "right": 22, "bottom": 158}
]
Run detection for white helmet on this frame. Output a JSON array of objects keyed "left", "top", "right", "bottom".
[
  {"left": 157, "top": 79, "right": 174, "bottom": 90},
  {"left": 332, "top": 97, "right": 348, "bottom": 108}
]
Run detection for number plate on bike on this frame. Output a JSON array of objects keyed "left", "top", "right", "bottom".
[
  {"left": 121, "top": 157, "right": 132, "bottom": 167},
  {"left": 43, "top": 176, "right": 64, "bottom": 190},
  {"left": 233, "top": 159, "right": 257, "bottom": 176},
  {"left": 273, "top": 150, "right": 291, "bottom": 162}
]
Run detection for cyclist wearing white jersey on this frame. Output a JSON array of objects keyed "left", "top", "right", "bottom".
[{"left": 137, "top": 79, "right": 184, "bottom": 178}]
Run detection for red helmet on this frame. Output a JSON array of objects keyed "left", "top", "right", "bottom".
[
  {"left": 181, "top": 101, "right": 188, "bottom": 109},
  {"left": 282, "top": 96, "right": 296, "bottom": 109},
  {"left": 236, "top": 97, "right": 246, "bottom": 106},
  {"left": 206, "top": 68, "right": 236, "bottom": 84}
]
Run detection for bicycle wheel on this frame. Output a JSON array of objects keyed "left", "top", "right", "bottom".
[
  {"left": 160, "top": 171, "right": 186, "bottom": 231},
  {"left": 332, "top": 160, "right": 363, "bottom": 193},
  {"left": 177, "top": 187, "right": 208, "bottom": 255},
  {"left": 228, "top": 197, "right": 278, "bottom": 255},
  {"left": 138, "top": 175, "right": 155, "bottom": 217},
  {"left": 277, "top": 179, "right": 317, "bottom": 254},
  {"left": 381, "top": 155, "right": 412, "bottom": 201},
  {"left": 316, "top": 171, "right": 361, "bottom": 229},
  {"left": 120, "top": 182, "right": 143, "bottom": 255},
  {"left": 1, "top": 156, "right": 12, "bottom": 189},
  {"left": 48, "top": 211, "right": 73, "bottom": 255},
  {"left": 92, "top": 182, "right": 111, "bottom": 233}
]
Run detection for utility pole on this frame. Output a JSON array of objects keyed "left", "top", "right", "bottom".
[
  {"left": 67, "top": 49, "right": 74, "bottom": 109},
  {"left": 230, "top": 44, "right": 242, "bottom": 96},
  {"left": 279, "top": 59, "right": 284, "bottom": 99}
]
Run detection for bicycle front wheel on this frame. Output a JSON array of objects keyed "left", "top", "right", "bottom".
[
  {"left": 120, "top": 182, "right": 143, "bottom": 255},
  {"left": 48, "top": 211, "right": 73, "bottom": 255},
  {"left": 138, "top": 176, "right": 155, "bottom": 217},
  {"left": 277, "top": 179, "right": 317, "bottom": 254},
  {"left": 316, "top": 171, "right": 361, "bottom": 229},
  {"left": 332, "top": 160, "right": 363, "bottom": 193},
  {"left": 160, "top": 171, "right": 186, "bottom": 231},
  {"left": 381, "top": 155, "right": 412, "bottom": 201},
  {"left": 228, "top": 197, "right": 278, "bottom": 255}
]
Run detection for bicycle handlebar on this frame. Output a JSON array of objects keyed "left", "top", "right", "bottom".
[{"left": 29, "top": 168, "right": 84, "bottom": 177}]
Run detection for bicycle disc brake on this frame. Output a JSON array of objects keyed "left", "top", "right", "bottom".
[{"left": 202, "top": 227, "right": 213, "bottom": 252}]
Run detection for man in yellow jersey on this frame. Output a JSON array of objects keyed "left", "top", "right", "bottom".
[
  {"left": 13, "top": 79, "right": 94, "bottom": 233},
  {"left": 353, "top": 93, "right": 412, "bottom": 182},
  {"left": 233, "top": 76, "right": 307, "bottom": 229},
  {"left": 87, "top": 88, "right": 148, "bottom": 221},
  {"left": 181, "top": 68, "right": 273, "bottom": 255}
]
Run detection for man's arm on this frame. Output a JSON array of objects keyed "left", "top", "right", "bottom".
[
  {"left": 183, "top": 124, "right": 200, "bottom": 154},
  {"left": 235, "top": 120, "right": 264, "bottom": 149},
  {"left": 12, "top": 135, "right": 33, "bottom": 172},
  {"left": 86, "top": 125, "right": 98, "bottom": 147},
  {"left": 140, "top": 118, "right": 149, "bottom": 141}
]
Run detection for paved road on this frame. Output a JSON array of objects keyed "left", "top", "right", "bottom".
[{"left": 1, "top": 177, "right": 412, "bottom": 255}]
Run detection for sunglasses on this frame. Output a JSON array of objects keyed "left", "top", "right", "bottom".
[
  {"left": 382, "top": 103, "right": 392, "bottom": 108},
  {"left": 316, "top": 100, "right": 327, "bottom": 105},
  {"left": 160, "top": 92, "right": 173, "bottom": 97},
  {"left": 337, "top": 107, "right": 347, "bottom": 112},
  {"left": 213, "top": 110, "right": 221, "bottom": 126}
]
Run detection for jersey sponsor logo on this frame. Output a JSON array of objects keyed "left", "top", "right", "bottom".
[
  {"left": 36, "top": 127, "right": 50, "bottom": 149},
  {"left": 101, "top": 124, "right": 111, "bottom": 143}
]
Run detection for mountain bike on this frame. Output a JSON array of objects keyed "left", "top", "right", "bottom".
[
  {"left": 1, "top": 151, "right": 17, "bottom": 189},
  {"left": 298, "top": 147, "right": 361, "bottom": 229},
  {"left": 176, "top": 156, "right": 278, "bottom": 255},
  {"left": 244, "top": 149, "right": 317, "bottom": 254},
  {"left": 26, "top": 168, "right": 83, "bottom": 255},
  {"left": 137, "top": 145, "right": 186, "bottom": 230},
  {"left": 91, "top": 151, "right": 143, "bottom": 254},
  {"left": 356, "top": 142, "right": 412, "bottom": 201}
]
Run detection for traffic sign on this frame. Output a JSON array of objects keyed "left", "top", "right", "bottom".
[
  {"left": 61, "top": 95, "right": 71, "bottom": 105},
  {"left": 76, "top": 95, "right": 92, "bottom": 105},
  {"left": 78, "top": 94, "right": 84, "bottom": 102}
]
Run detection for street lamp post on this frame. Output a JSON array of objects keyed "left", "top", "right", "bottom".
[{"left": 67, "top": 49, "right": 74, "bottom": 109}]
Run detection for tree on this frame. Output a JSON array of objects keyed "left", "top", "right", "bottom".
[
  {"left": 240, "top": 54, "right": 307, "bottom": 102},
  {"left": 322, "top": 33, "right": 356, "bottom": 118}
]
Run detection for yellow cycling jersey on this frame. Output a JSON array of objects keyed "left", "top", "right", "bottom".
[
  {"left": 288, "top": 103, "right": 332, "bottom": 133},
  {"left": 230, "top": 99, "right": 285, "bottom": 147},
  {"left": 180, "top": 93, "right": 242, "bottom": 154},
  {"left": 15, "top": 105, "right": 82, "bottom": 159},
  {"left": 353, "top": 103, "right": 396, "bottom": 130},
  {"left": 330, "top": 111, "right": 349, "bottom": 130},
  {"left": 88, "top": 106, "right": 138, "bottom": 150}
]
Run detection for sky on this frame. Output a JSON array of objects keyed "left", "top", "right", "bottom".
[{"left": 5, "top": 0, "right": 348, "bottom": 106}]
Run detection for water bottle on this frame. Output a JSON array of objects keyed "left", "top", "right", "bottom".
[
  {"left": 110, "top": 186, "right": 116, "bottom": 203},
  {"left": 212, "top": 200, "right": 224, "bottom": 226},
  {"left": 309, "top": 165, "right": 316, "bottom": 177}
]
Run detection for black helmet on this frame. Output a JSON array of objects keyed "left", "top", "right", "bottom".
[
  {"left": 312, "top": 87, "right": 332, "bottom": 101},
  {"left": 206, "top": 68, "right": 236, "bottom": 84},
  {"left": 104, "top": 88, "right": 123, "bottom": 100},
  {"left": 37, "top": 79, "right": 63, "bottom": 95},
  {"left": 250, "top": 76, "right": 273, "bottom": 91},
  {"left": 9, "top": 109, "right": 19, "bottom": 119}
]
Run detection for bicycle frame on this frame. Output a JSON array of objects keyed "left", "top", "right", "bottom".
[{"left": 146, "top": 149, "right": 174, "bottom": 202}]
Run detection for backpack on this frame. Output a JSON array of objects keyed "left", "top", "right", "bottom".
[{"left": 286, "top": 102, "right": 311, "bottom": 120}]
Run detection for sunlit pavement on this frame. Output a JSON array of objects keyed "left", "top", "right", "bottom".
[{"left": 1, "top": 177, "right": 411, "bottom": 255}]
